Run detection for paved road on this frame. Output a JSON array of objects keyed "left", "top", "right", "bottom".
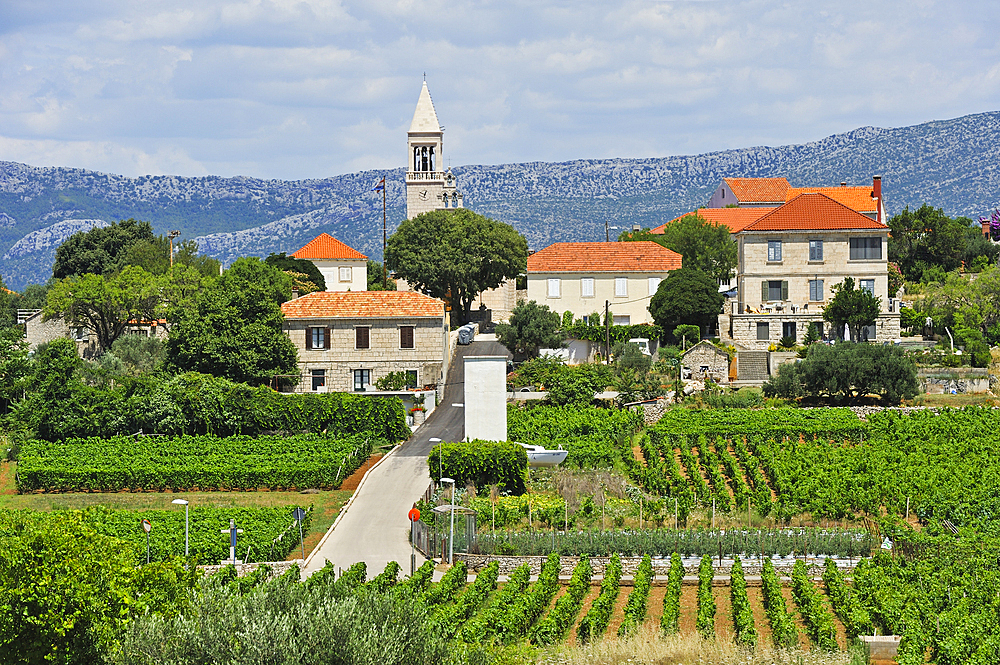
[{"left": 302, "top": 338, "right": 511, "bottom": 577}]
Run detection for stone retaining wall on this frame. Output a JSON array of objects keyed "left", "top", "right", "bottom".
[
  {"left": 199, "top": 560, "right": 301, "bottom": 578},
  {"left": 454, "top": 553, "right": 859, "bottom": 578}
]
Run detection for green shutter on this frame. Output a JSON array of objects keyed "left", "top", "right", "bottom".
[
  {"left": 761, "top": 281, "right": 768, "bottom": 302},
  {"left": 781, "top": 281, "right": 789, "bottom": 301}
]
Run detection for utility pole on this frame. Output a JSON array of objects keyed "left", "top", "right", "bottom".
[
  {"left": 167, "top": 230, "right": 180, "bottom": 268},
  {"left": 605, "top": 300, "right": 611, "bottom": 364},
  {"left": 382, "top": 177, "right": 388, "bottom": 289}
]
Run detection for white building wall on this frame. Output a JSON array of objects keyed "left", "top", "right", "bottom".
[
  {"left": 464, "top": 356, "right": 507, "bottom": 442},
  {"left": 526, "top": 272, "right": 668, "bottom": 325},
  {"left": 312, "top": 258, "right": 368, "bottom": 292}
]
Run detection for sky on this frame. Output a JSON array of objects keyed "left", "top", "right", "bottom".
[{"left": 1, "top": 0, "right": 998, "bottom": 181}]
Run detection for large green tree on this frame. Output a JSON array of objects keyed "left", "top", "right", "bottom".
[
  {"left": 918, "top": 266, "right": 1000, "bottom": 366},
  {"left": 386, "top": 209, "right": 528, "bottom": 324},
  {"left": 495, "top": 300, "right": 563, "bottom": 360},
  {"left": 620, "top": 214, "right": 737, "bottom": 283},
  {"left": 265, "top": 252, "right": 326, "bottom": 292},
  {"left": 888, "top": 204, "right": 999, "bottom": 281},
  {"left": 45, "top": 266, "right": 163, "bottom": 353},
  {"left": 822, "top": 277, "right": 881, "bottom": 342},
  {"left": 165, "top": 258, "right": 298, "bottom": 385},
  {"left": 648, "top": 268, "right": 724, "bottom": 341},
  {"left": 52, "top": 218, "right": 154, "bottom": 279}
]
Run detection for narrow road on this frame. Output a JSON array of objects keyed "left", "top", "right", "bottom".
[{"left": 302, "top": 338, "right": 511, "bottom": 577}]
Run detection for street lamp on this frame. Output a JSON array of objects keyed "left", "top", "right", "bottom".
[
  {"left": 171, "top": 499, "right": 189, "bottom": 557},
  {"left": 440, "top": 477, "right": 456, "bottom": 565}
]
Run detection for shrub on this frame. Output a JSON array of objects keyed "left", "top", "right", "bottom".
[{"left": 427, "top": 440, "right": 528, "bottom": 495}]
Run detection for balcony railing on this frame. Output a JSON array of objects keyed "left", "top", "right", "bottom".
[{"left": 406, "top": 171, "right": 447, "bottom": 182}]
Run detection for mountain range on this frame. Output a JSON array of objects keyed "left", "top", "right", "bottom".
[{"left": 2, "top": 111, "right": 999, "bottom": 290}]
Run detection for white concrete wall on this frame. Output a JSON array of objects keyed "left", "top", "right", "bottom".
[
  {"left": 526, "top": 271, "right": 667, "bottom": 325},
  {"left": 313, "top": 258, "right": 367, "bottom": 292},
  {"left": 464, "top": 356, "right": 507, "bottom": 442}
]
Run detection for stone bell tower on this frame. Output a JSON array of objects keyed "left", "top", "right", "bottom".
[{"left": 406, "top": 80, "right": 462, "bottom": 220}]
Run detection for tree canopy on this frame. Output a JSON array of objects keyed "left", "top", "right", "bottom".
[
  {"left": 164, "top": 258, "right": 298, "bottom": 385},
  {"left": 495, "top": 300, "right": 563, "bottom": 360},
  {"left": 620, "top": 214, "right": 737, "bottom": 284},
  {"left": 386, "top": 209, "right": 528, "bottom": 324},
  {"left": 45, "top": 266, "right": 163, "bottom": 353},
  {"left": 911, "top": 266, "right": 1000, "bottom": 366},
  {"left": 648, "top": 268, "right": 724, "bottom": 341},
  {"left": 888, "top": 204, "right": 999, "bottom": 281},
  {"left": 52, "top": 218, "right": 155, "bottom": 279},
  {"left": 265, "top": 252, "right": 325, "bottom": 292},
  {"left": 822, "top": 277, "right": 881, "bottom": 342},
  {"left": 763, "top": 342, "right": 918, "bottom": 405}
]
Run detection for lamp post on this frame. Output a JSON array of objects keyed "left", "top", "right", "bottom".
[
  {"left": 441, "top": 477, "right": 456, "bottom": 565},
  {"left": 171, "top": 499, "right": 189, "bottom": 557}
]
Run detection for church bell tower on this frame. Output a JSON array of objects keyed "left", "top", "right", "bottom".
[{"left": 406, "top": 81, "right": 462, "bottom": 220}]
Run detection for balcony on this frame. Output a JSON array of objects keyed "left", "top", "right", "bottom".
[{"left": 406, "top": 171, "right": 447, "bottom": 183}]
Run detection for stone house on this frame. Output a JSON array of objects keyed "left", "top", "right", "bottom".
[
  {"left": 291, "top": 233, "right": 368, "bottom": 292},
  {"left": 280, "top": 290, "right": 449, "bottom": 393},
  {"left": 682, "top": 340, "right": 732, "bottom": 385},
  {"left": 526, "top": 241, "right": 682, "bottom": 326},
  {"left": 725, "top": 192, "right": 900, "bottom": 350},
  {"left": 24, "top": 311, "right": 166, "bottom": 357}
]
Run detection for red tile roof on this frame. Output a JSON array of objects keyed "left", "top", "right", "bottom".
[
  {"left": 724, "top": 177, "right": 790, "bottom": 203},
  {"left": 651, "top": 208, "right": 776, "bottom": 234},
  {"left": 742, "top": 193, "right": 888, "bottom": 231},
  {"left": 527, "top": 241, "right": 682, "bottom": 273},
  {"left": 281, "top": 291, "right": 444, "bottom": 319},
  {"left": 785, "top": 186, "right": 877, "bottom": 213},
  {"left": 292, "top": 233, "right": 367, "bottom": 260}
]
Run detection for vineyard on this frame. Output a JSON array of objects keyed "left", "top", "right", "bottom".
[{"left": 16, "top": 433, "right": 378, "bottom": 492}]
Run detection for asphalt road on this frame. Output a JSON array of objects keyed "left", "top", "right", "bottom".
[{"left": 302, "top": 338, "right": 511, "bottom": 577}]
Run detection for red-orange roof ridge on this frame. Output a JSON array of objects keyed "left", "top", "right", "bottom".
[
  {"left": 527, "top": 241, "right": 682, "bottom": 273},
  {"left": 724, "top": 177, "right": 790, "bottom": 202},
  {"left": 281, "top": 290, "right": 444, "bottom": 319},
  {"left": 651, "top": 208, "right": 776, "bottom": 234},
  {"left": 743, "top": 192, "right": 887, "bottom": 231},
  {"left": 292, "top": 233, "right": 367, "bottom": 260}
]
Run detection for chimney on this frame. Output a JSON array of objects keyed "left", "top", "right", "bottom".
[
  {"left": 291, "top": 288, "right": 300, "bottom": 300},
  {"left": 840, "top": 181, "right": 847, "bottom": 187},
  {"left": 872, "top": 176, "right": 883, "bottom": 224},
  {"left": 984, "top": 220, "right": 992, "bottom": 238}
]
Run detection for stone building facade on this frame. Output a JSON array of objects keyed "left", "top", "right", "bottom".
[
  {"left": 681, "top": 341, "right": 732, "bottom": 385},
  {"left": 280, "top": 291, "right": 448, "bottom": 393}
]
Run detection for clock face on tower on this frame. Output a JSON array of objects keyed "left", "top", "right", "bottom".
[{"left": 418, "top": 189, "right": 428, "bottom": 200}]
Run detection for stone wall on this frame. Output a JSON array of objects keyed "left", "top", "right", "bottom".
[
  {"left": 285, "top": 316, "right": 446, "bottom": 392},
  {"left": 918, "top": 368, "right": 991, "bottom": 394},
  {"left": 682, "top": 343, "right": 730, "bottom": 384},
  {"left": 455, "top": 552, "right": 859, "bottom": 578},
  {"left": 730, "top": 313, "right": 900, "bottom": 351},
  {"left": 199, "top": 560, "right": 301, "bottom": 578}
]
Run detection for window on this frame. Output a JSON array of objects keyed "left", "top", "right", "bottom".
[
  {"left": 399, "top": 325, "right": 415, "bottom": 349},
  {"left": 648, "top": 277, "right": 662, "bottom": 295},
  {"left": 580, "top": 277, "right": 594, "bottom": 297},
  {"left": 761, "top": 280, "right": 787, "bottom": 302},
  {"left": 767, "top": 240, "right": 782, "bottom": 262},
  {"left": 405, "top": 370, "right": 418, "bottom": 389},
  {"left": 809, "top": 321, "right": 824, "bottom": 339},
  {"left": 355, "top": 326, "right": 370, "bottom": 349},
  {"left": 782, "top": 321, "right": 796, "bottom": 342},
  {"left": 613, "top": 315, "right": 631, "bottom": 326},
  {"left": 339, "top": 266, "right": 352, "bottom": 282},
  {"left": 809, "top": 239, "right": 823, "bottom": 261},
  {"left": 860, "top": 324, "right": 876, "bottom": 342},
  {"left": 850, "top": 237, "right": 882, "bottom": 260},
  {"left": 71, "top": 327, "right": 88, "bottom": 342},
  {"left": 809, "top": 279, "right": 824, "bottom": 302},
  {"left": 615, "top": 277, "right": 627, "bottom": 297},
  {"left": 353, "top": 369, "right": 371, "bottom": 391},
  {"left": 859, "top": 279, "right": 875, "bottom": 295},
  {"left": 307, "top": 326, "right": 329, "bottom": 350},
  {"left": 311, "top": 369, "right": 326, "bottom": 391},
  {"left": 547, "top": 278, "right": 561, "bottom": 298},
  {"left": 757, "top": 322, "right": 769, "bottom": 341}
]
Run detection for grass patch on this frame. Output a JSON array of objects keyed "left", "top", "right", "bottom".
[{"left": 909, "top": 392, "right": 998, "bottom": 407}]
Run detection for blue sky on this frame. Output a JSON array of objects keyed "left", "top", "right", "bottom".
[{"left": 1, "top": 0, "right": 998, "bottom": 180}]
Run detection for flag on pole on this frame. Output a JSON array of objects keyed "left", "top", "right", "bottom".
[{"left": 371, "top": 178, "right": 385, "bottom": 192}]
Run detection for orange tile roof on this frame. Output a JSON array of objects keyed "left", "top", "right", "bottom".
[
  {"left": 292, "top": 233, "right": 367, "bottom": 260},
  {"left": 785, "top": 186, "right": 877, "bottom": 213},
  {"left": 651, "top": 208, "right": 776, "bottom": 234},
  {"left": 281, "top": 290, "right": 444, "bottom": 319},
  {"left": 527, "top": 241, "right": 682, "bottom": 273},
  {"left": 724, "top": 177, "right": 790, "bottom": 203},
  {"left": 742, "top": 193, "right": 887, "bottom": 232}
]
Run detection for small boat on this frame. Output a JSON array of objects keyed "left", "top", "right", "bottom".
[{"left": 515, "top": 442, "right": 569, "bottom": 467}]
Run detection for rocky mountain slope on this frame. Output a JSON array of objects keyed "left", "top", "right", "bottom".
[{"left": 2, "top": 111, "right": 999, "bottom": 290}]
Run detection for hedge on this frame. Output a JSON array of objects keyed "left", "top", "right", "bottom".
[{"left": 427, "top": 440, "right": 528, "bottom": 495}]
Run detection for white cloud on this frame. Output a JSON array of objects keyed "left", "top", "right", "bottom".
[{"left": 0, "top": 0, "right": 997, "bottom": 178}]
